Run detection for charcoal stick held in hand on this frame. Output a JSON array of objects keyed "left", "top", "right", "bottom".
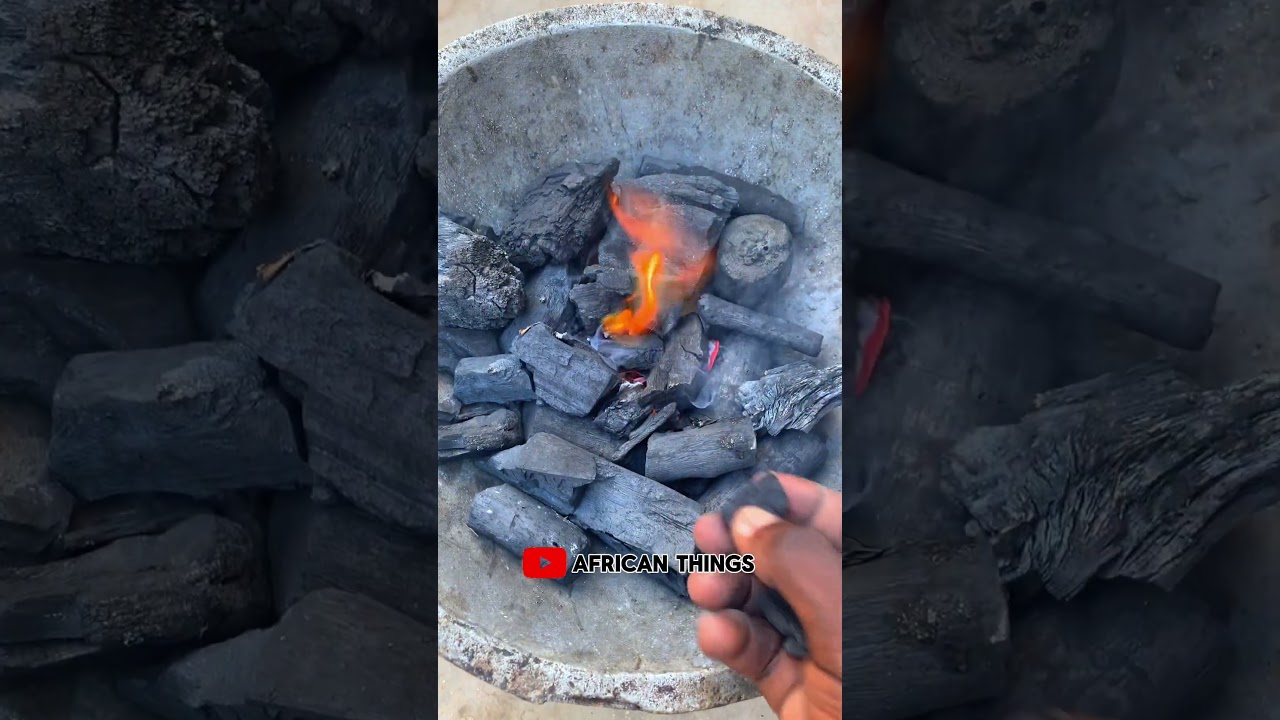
[
  {"left": 697, "top": 294, "right": 823, "bottom": 357},
  {"left": 478, "top": 432, "right": 598, "bottom": 514},
  {"left": 467, "top": 484, "right": 589, "bottom": 586},
  {"left": 452, "top": 355, "right": 535, "bottom": 405},
  {"left": 511, "top": 323, "right": 619, "bottom": 417},
  {"left": 645, "top": 419, "right": 757, "bottom": 482}
]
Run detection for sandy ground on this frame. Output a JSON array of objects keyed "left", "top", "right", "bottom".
[{"left": 436, "top": 3, "right": 840, "bottom": 719}]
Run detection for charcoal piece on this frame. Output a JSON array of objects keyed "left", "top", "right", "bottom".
[
  {"left": 570, "top": 282, "right": 626, "bottom": 329},
  {"left": 738, "top": 362, "right": 842, "bottom": 435},
  {"left": 47, "top": 342, "right": 304, "bottom": 502},
  {"left": 468, "top": 485, "right": 590, "bottom": 585},
  {"left": 439, "top": 373, "right": 462, "bottom": 422},
  {"left": 453, "top": 355, "right": 535, "bottom": 405},
  {"left": 511, "top": 323, "right": 619, "bottom": 416},
  {"left": 0, "top": 0, "right": 272, "bottom": 265},
  {"left": 55, "top": 494, "right": 208, "bottom": 557},
  {"left": 595, "top": 221, "right": 635, "bottom": 274},
  {"left": 501, "top": 159, "right": 620, "bottom": 268},
  {"left": 439, "top": 408, "right": 522, "bottom": 460},
  {"left": 719, "top": 472, "right": 807, "bottom": 658},
  {"left": 0, "top": 402, "right": 72, "bottom": 557},
  {"left": 439, "top": 214, "right": 525, "bottom": 330},
  {"left": 196, "top": 58, "right": 430, "bottom": 334},
  {"left": 499, "top": 264, "right": 581, "bottom": 351},
  {"left": 701, "top": 430, "right": 829, "bottom": 513},
  {"left": 0, "top": 302, "right": 65, "bottom": 405},
  {"left": 647, "top": 314, "right": 709, "bottom": 408},
  {"left": 945, "top": 365, "right": 1280, "bottom": 600},
  {"left": 595, "top": 383, "right": 657, "bottom": 437},
  {"left": 697, "top": 294, "right": 823, "bottom": 357},
  {"left": 645, "top": 419, "right": 758, "bottom": 482},
  {"left": 613, "top": 173, "right": 741, "bottom": 249},
  {"left": 591, "top": 330, "right": 665, "bottom": 371},
  {"left": 584, "top": 264, "right": 634, "bottom": 294},
  {"left": 571, "top": 462, "right": 701, "bottom": 572},
  {"left": 523, "top": 403, "right": 671, "bottom": 464},
  {"left": 693, "top": 332, "right": 773, "bottom": 419},
  {"left": 365, "top": 269, "right": 435, "bottom": 315},
  {"left": 593, "top": 529, "right": 690, "bottom": 598},
  {"left": 0, "top": 515, "right": 267, "bottom": 675},
  {"left": 440, "top": 327, "right": 499, "bottom": 371},
  {"left": 0, "top": 669, "right": 160, "bottom": 720},
  {"left": 119, "top": 589, "right": 432, "bottom": 720},
  {"left": 194, "top": 0, "right": 345, "bottom": 81},
  {"left": 268, "top": 493, "right": 433, "bottom": 624},
  {"left": 478, "top": 432, "right": 599, "bottom": 515},
  {"left": 637, "top": 156, "right": 804, "bottom": 235},
  {"left": 320, "top": 0, "right": 429, "bottom": 55},
  {"left": 456, "top": 403, "right": 505, "bottom": 422},
  {"left": 711, "top": 215, "right": 794, "bottom": 308}
]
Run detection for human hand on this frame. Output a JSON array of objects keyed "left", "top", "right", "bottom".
[{"left": 689, "top": 472, "right": 842, "bottom": 720}]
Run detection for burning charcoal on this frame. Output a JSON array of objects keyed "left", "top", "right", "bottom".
[
  {"left": 439, "top": 408, "right": 522, "bottom": 460},
  {"left": 711, "top": 215, "right": 794, "bottom": 308},
  {"left": 478, "top": 432, "right": 598, "bottom": 514},
  {"left": 697, "top": 294, "right": 823, "bottom": 357},
  {"left": 511, "top": 323, "right": 619, "bottom": 417},
  {"left": 0, "top": 402, "right": 72, "bottom": 557},
  {"left": 47, "top": 342, "right": 305, "bottom": 502},
  {"left": 268, "top": 494, "right": 433, "bottom": 624},
  {"left": 614, "top": 174, "right": 741, "bottom": 249},
  {"left": 453, "top": 355, "right": 535, "bottom": 405},
  {"left": 500, "top": 159, "right": 620, "bottom": 268},
  {"left": 701, "top": 430, "right": 829, "bottom": 512},
  {"left": 692, "top": 332, "right": 772, "bottom": 418},
  {"left": 584, "top": 264, "right": 634, "bottom": 294},
  {"left": 55, "top": 494, "right": 208, "bottom": 557},
  {"left": 499, "top": 265, "right": 580, "bottom": 351},
  {"left": 637, "top": 156, "right": 804, "bottom": 235},
  {"left": 648, "top": 314, "right": 709, "bottom": 407},
  {"left": 0, "top": 302, "right": 65, "bottom": 405},
  {"left": 0, "top": 515, "right": 267, "bottom": 675},
  {"left": 738, "top": 362, "right": 842, "bottom": 435},
  {"left": 645, "top": 419, "right": 758, "bottom": 482},
  {"left": 440, "top": 327, "right": 499, "bottom": 371},
  {"left": 119, "top": 590, "right": 432, "bottom": 720},
  {"left": 595, "top": 222, "right": 634, "bottom": 274},
  {"left": 590, "top": 328, "right": 665, "bottom": 370},
  {"left": 365, "top": 269, "right": 435, "bottom": 315},
  {"left": 719, "top": 471, "right": 807, "bottom": 658},
  {"left": 439, "top": 373, "right": 462, "bottom": 422},
  {"left": 467, "top": 484, "right": 590, "bottom": 586},
  {"left": 570, "top": 282, "right": 626, "bottom": 329},
  {"left": 439, "top": 214, "right": 525, "bottom": 330}
]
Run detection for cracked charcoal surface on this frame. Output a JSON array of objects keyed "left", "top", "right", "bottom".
[{"left": 438, "top": 214, "right": 525, "bottom": 330}]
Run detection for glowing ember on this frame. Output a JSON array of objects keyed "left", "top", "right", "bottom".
[{"left": 601, "top": 183, "right": 715, "bottom": 338}]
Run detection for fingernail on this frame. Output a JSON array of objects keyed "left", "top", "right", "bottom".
[{"left": 732, "top": 506, "right": 780, "bottom": 539}]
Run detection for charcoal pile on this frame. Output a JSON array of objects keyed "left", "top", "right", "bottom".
[
  {"left": 438, "top": 157, "right": 840, "bottom": 598},
  {"left": 0, "top": 0, "right": 434, "bottom": 717}
]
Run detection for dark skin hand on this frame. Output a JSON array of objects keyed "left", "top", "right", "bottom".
[{"left": 688, "top": 472, "right": 842, "bottom": 720}]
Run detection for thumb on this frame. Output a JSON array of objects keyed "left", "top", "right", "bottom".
[{"left": 731, "top": 506, "right": 842, "bottom": 673}]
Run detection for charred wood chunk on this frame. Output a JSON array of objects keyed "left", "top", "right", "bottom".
[
  {"left": 440, "top": 327, "right": 499, "bottom": 371},
  {"left": 571, "top": 460, "right": 701, "bottom": 575},
  {"left": 119, "top": 589, "right": 432, "bottom": 720},
  {"left": 523, "top": 402, "right": 672, "bottom": 464},
  {"left": 698, "top": 294, "right": 822, "bottom": 357},
  {"left": 0, "top": 0, "right": 272, "bottom": 265},
  {"left": 584, "top": 264, "right": 634, "bottom": 294},
  {"left": 47, "top": 342, "right": 304, "bottom": 502},
  {"left": 595, "top": 384, "right": 656, "bottom": 437},
  {"left": 320, "top": 0, "right": 429, "bottom": 55},
  {"left": 945, "top": 366, "right": 1280, "bottom": 600},
  {"left": 648, "top": 314, "right": 709, "bottom": 408},
  {"left": 636, "top": 156, "right": 804, "bottom": 236},
  {"left": 268, "top": 493, "right": 433, "bottom": 625},
  {"left": 499, "top": 264, "right": 581, "bottom": 351},
  {"left": 844, "top": 151, "right": 1220, "bottom": 350},
  {"left": 871, "top": 0, "right": 1123, "bottom": 199},
  {"left": 501, "top": 159, "right": 620, "bottom": 269},
  {"left": 439, "top": 214, "right": 525, "bottom": 330},
  {"left": 455, "top": 403, "right": 505, "bottom": 422},
  {"left": 711, "top": 215, "right": 794, "bottom": 308},
  {"left": 591, "top": 331, "right": 665, "bottom": 371},
  {"left": 645, "top": 418, "right": 758, "bottom": 482},
  {"left": 693, "top": 332, "right": 773, "bottom": 419},
  {"left": 0, "top": 302, "right": 66, "bottom": 406},
  {"left": 439, "top": 373, "right": 462, "bottom": 423},
  {"left": 467, "top": 484, "right": 590, "bottom": 586},
  {"left": 478, "top": 432, "right": 598, "bottom": 515},
  {"left": 701, "top": 430, "right": 829, "bottom": 512},
  {"left": 570, "top": 282, "right": 626, "bottom": 330},
  {"left": 453, "top": 355, "right": 535, "bottom": 405},
  {"left": 511, "top": 323, "right": 619, "bottom": 416},
  {"left": 439, "top": 408, "right": 522, "bottom": 461},
  {"left": 613, "top": 174, "right": 741, "bottom": 250},
  {"left": 365, "top": 269, "right": 435, "bottom": 315},
  {"left": 0, "top": 515, "right": 268, "bottom": 676},
  {"left": 843, "top": 539, "right": 1010, "bottom": 720},
  {"left": 55, "top": 494, "right": 207, "bottom": 557},
  {"left": 738, "top": 362, "right": 842, "bottom": 436},
  {"left": 595, "top": 221, "right": 635, "bottom": 275},
  {"left": 0, "top": 402, "right": 72, "bottom": 557}
]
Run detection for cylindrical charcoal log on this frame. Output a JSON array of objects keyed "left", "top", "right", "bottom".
[
  {"left": 453, "top": 354, "right": 535, "bottom": 405},
  {"left": 645, "top": 418, "right": 757, "bottom": 482},
  {"left": 438, "top": 408, "right": 522, "bottom": 460},
  {"left": 870, "top": 0, "right": 1124, "bottom": 199},
  {"left": 467, "top": 484, "right": 589, "bottom": 586},
  {"left": 697, "top": 294, "right": 822, "bottom": 357},
  {"left": 711, "top": 215, "right": 793, "bottom": 308}
]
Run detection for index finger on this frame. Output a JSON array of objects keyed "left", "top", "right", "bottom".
[{"left": 768, "top": 472, "right": 842, "bottom": 548}]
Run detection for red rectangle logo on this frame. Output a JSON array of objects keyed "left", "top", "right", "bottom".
[{"left": 523, "top": 547, "right": 568, "bottom": 580}]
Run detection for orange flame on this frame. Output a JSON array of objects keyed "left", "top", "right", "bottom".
[{"left": 601, "top": 184, "right": 715, "bottom": 337}]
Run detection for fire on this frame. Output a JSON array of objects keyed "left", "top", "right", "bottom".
[{"left": 601, "top": 184, "right": 715, "bottom": 337}]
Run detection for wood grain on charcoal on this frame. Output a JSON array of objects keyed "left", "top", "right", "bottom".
[
  {"left": 637, "top": 156, "right": 804, "bottom": 236},
  {"left": 0, "top": 402, "right": 71, "bottom": 558},
  {"left": 438, "top": 407, "right": 522, "bottom": 461},
  {"left": 479, "top": 432, "right": 599, "bottom": 515},
  {"left": 453, "top": 354, "right": 536, "bottom": 405},
  {"left": 570, "top": 281, "right": 626, "bottom": 330},
  {"left": 701, "top": 430, "right": 829, "bottom": 513},
  {"left": 120, "top": 589, "right": 431, "bottom": 719},
  {"left": 439, "top": 372, "right": 462, "bottom": 423},
  {"left": 439, "top": 214, "right": 526, "bottom": 330},
  {"left": 500, "top": 159, "right": 619, "bottom": 269},
  {"left": 510, "top": 323, "right": 619, "bottom": 416},
  {"left": 0, "top": 515, "right": 268, "bottom": 676},
  {"left": 521, "top": 403, "right": 671, "bottom": 464},
  {"left": 614, "top": 173, "right": 740, "bottom": 250},
  {"left": 47, "top": 342, "right": 305, "bottom": 502},
  {"left": 571, "top": 460, "right": 702, "bottom": 571},
  {"left": 710, "top": 214, "right": 794, "bottom": 308},
  {"left": 698, "top": 294, "right": 823, "bottom": 357},
  {"left": 468, "top": 484, "right": 590, "bottom": 586},
  {"left": 646, "top": 313, "right": 709, "bottom": 408},
  {"left": 645, "top": 418, "right": 758, "bottom": 482},
  {"left": 738, "top": 361, "right": 841, "bottom": 435},
  {"left": 845, "top": 151, "right": 1221, "bottom": 350},
  {"left": 946, "top": 365, "right": 1280, "bottom": 600}
]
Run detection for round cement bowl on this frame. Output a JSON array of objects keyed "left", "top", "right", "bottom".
[{"left": 438, "top": 4, "right": 842, "bottom": 713}]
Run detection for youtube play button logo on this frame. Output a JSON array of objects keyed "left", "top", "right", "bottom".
[{"left": 522, "top": 547, "right": 568, "bottom": 580}]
